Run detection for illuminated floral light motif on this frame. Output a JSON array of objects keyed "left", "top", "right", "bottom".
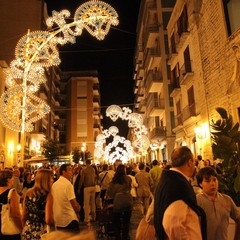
[
  {"left": 94, "top": 105, "right": 150, "bottom": 163},
  {"left": 0, "top": 1, "right": 119, "bottom": 132}
]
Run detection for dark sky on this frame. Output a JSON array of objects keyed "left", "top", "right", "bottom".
[{"left": 45, "top": 0, "right": 140, "bottom": 135}]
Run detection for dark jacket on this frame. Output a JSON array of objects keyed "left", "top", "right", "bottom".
[{"left": 154, "top": 169, "right": 207, "bottom": 240}]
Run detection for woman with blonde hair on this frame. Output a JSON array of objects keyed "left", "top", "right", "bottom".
[
  {"left": 22, "top": 169, "right": 54, "bottom": 240},
  {"left": 0, "top": 169, "right": 22, "bottom": 240}
]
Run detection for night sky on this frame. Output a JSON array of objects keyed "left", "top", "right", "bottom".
[{"left": 45, "top": 0, "right": 140, "bottom": 136}]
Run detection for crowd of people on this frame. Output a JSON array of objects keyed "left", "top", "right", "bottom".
[{"left": 0, "top": 146, "right": 240, "bottom": 240}]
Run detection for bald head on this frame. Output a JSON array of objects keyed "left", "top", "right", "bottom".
[{"left": 171, "top": 146, "right": 194, "bottom": 167}]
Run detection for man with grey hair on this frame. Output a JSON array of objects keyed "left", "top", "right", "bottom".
[{"left": 154, "top": 146, "right": 207, "bottom": 240}]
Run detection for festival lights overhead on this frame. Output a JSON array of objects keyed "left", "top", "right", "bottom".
[
  {"left": 0, "top": 0, "right": 119, "bottom": 132},
  {"left": 94, "top": 105, "right": 150, "bottom": 163}
]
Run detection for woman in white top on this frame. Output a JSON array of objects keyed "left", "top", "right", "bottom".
[{"left": 126, "top": 167, "right": 138, "bottom": 199}]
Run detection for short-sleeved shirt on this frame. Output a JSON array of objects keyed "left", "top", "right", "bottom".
[
  {"left": 52, "top": 176, "right": 78, "bottom": 227},
  {"left": 197, "top": 192, "right": 240, "bottom": 240}
]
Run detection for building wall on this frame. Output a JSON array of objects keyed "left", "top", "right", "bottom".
[{"left": 167, "top": 0, "right": 240, "bottom": 160}]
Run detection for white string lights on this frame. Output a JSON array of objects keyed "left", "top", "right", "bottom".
[
  {"left": 94, "top": 105, "right": 150, "bottom": 163},
  {"left": 0, "top": 0, "right": 119, "bottom": 133}
]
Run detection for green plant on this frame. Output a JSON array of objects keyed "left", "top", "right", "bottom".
[
  {"left": 211, "top": 107, "right": 240, "bottom": 206},
  {"left": 72, "top": 147, "right": 81, "bottom": 164},
  {"left": 42, "top": 139, "right": 61, "bottom": 163}
]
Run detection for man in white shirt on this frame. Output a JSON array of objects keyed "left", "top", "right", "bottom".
[
  {"left": 154, "top": 146, "right": 207, "bottom": 240},
  {"left": 52, "top": 164, "right": 80, "bottom": 232}
]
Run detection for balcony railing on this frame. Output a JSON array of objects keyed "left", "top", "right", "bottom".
[
  {"left": 150, "top": 127, "right": 166, "bottom": 140},
  {"left": 146, "top": 70, "right": 163, "bottom": 93},
  {"left": 182, "top": 103, "right": 196, "bottom": 122}
]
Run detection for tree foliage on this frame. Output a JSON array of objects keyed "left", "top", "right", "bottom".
[
  {"left": 211, "top": 107, "right": 240, "bottom": 205},
  {"left": 42, "top": 139, "right": 61, "bottom": 163}
]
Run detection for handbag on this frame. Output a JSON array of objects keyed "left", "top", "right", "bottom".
[{"left": 1, "top": 188, "right": 21, "bottom": 235}]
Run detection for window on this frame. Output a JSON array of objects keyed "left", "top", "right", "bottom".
[
  {"left": 223, "top": 0, "right": 240, "bottom": 35},
  {"left": 170, "top": 63, "right": 180, "bottom": 88},
  {"left": 177, "top": 5, "right": 188, "bottom": 37},
  {"left": 176, "top": 100, "right": 182, "bottom": 125},
  {"left": 187, "top": 86, "right": 196, "bottom": 116},
  {"left": 183, "top": 46, "right": 192, "bottom": 73},
  {"left": 170, "top": 34, "right": 177, "bottom": 54}
]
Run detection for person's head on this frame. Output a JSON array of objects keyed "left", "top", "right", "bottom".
[
  {"left": 152, "top": 160, "right": 159, "bottom": 166},
  {"left": 31, "top": 169, "right": 54, "bottom": 196},
  {"left": 197, "top": 155, "right": 202, "bottom": 161},
  {"left": 171, "top": 146, "right": 195, "bottom": 177},
  {"left": 24, "top": 171, "right": 32, "bottom": 182},
  {"left": 112, "top": 164, "right": 126, "bottom": 184},
  {"left": 126, "top": 167, "right": 132, "bottom": 175},
  {"left": 102, "top": 164, "right": 108, "bottom": 171},
  {"left": 0, "top": 169, "right": 13, "bottom": 187},
  {"left": 59, "top": 164, "right": 72, "bottom": 180},
  {"left": 13, "top": 168, "right": 20, "bottom": 177},
  {"left": 196, "top": 167, "right": 218, "bottom": 197},
  {"left": 138, "top": 162, "right": 145, "bottom": 170},
  {"left": 204, "top": 159, "right": 210, "bottom": 167},
  {"left": 86, "top": 159, "right": 91, "bottom": 165}
]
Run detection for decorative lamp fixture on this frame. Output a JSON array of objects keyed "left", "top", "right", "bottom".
[
  {"left": 106, "top": 105, "right": 123, "bottom": 121},
  {"left": 0, "top": 1, "right": 119, "bottom": 133}
]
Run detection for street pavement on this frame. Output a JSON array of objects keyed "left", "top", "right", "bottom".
[{"left": 80, "top": 200, "right": 143, "bottom": 239}]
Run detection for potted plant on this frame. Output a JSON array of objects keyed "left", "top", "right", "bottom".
[{"left": 211, "top": 107, "right": 240, "bottom": 206}]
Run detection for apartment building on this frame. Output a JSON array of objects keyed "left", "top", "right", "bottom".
[
  {"left": 61, "top": 71, "right": 102, "bottom": 161},
  {"left": 134, "top": 0, "right": 176, "bottom": 162},
  {"left": 0, "top": 0, "right": 63, "bottom": 166},
  {"left": 167, "top": 0, "right": 240, "bottom": 159}
]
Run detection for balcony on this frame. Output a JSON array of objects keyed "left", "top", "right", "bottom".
[
  {"left": 146, "top": 70, "right": 163, "bottom": 93},
  {"left": 145, "top": 23, "right": 159, "bottom": 48},
  {"left": 150, "top": 127, "right": 166, "bottom": 141},
  {"left": 135, "top": 93, "right": 144, "bottom": 103},
  {"left": 179, "top": 61, "right": 194, "bottom": 85},
  {"left": 144, "top": 46, "right": 161, "bottom": 70},
  {"left": 93, "top": 96, "right": 100, "bottom": 107},
  {"left": 139, "top": 99, "right": 146, "bottom": 113},
  {"left": 148, "top": 95, "right": 165, "bottom": 117},
  {"left": 176, "top": 31, "right": 190, "bottom": 51},
  {"left": 169, "top": 80, "right": 181, "bottom": 98},
  {"left": 182, "top": 103, "right": 196, "bottom": 122},
  {"left": 174, "top": 113, "right": 183, "bottom": 127}
]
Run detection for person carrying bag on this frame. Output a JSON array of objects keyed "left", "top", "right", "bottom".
[{"left": 0, "top": 169, "right": 22, "bottom": 240}]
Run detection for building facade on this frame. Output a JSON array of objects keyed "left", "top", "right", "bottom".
[
  {"left": 134, "top": 0, "right": 176, "bottom": 162},
  {"left": 61, "top": 71, "right": 102, "bottom": 162},
  {"left": 168, "top": 0, "right": 240, "bottom": 159}
]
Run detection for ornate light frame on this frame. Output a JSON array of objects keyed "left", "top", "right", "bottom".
[{"left": 0, "top": 0, "right": 119, "bottom": 133}]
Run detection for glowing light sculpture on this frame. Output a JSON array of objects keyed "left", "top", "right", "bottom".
[
  {"left": 0, "top": 1, "right": 119, "bottom": 133},
  {"left": 94, "top": 105, "right": 150, "bottom": 163}
]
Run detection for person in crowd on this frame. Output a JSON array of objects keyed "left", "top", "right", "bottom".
[
  {"left": 154, "top": 146, "right": 207, "bottom": 240},
  {"left": 79, "top": 159, "right": 96, "bottom": 224},
  {"left": 99, "top": 164, "right": 114, "bottom": 205},
  {"left": 52, "top": 164, "right": 80, "bottom": 232},
  {"left": 0, "top": 169, "right": 22, "bottom": 240},
  {"left": 196, "top": 167, "right": 240, "bottom": 240},
  {"left": 107, "top": 164, "right": 133, "bottom": 240},
  {"left": 149, "top": 160, "right": 162, "bottom": 193},
  {"left": 135, "top": 162, "right": 153, "bottom": 215},
  {"left": 197, "top": 155, "right": 205, "bottom": 170},
  {"left": 22, "top": 171, "right": 35, "bottom": 199},
  {"left": 92, "top": 164, "right": 101, "bottom": 209},
  {"left": 12, "top": 168, "right": 23, "bottom": 198},
  {"left": 72, "top": 165, "right": 84, "bottom": 221},
  {"left": 22, "top": 169, "right": 54, "bottom": 239},
  {"left": 126, "top": 166, "right": 138, "bottom": 199}
]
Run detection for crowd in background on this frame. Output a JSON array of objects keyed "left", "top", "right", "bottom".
[{"left": 0, "top": 148, "right": 240, "bottom": 240}]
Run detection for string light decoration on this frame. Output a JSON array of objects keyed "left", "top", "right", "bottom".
[
  {"left": 0, "top": 0, "right": 119, "bottom": 133},
  {"left": 94, "top": 105, "right": 150, "bottom": 163}
]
